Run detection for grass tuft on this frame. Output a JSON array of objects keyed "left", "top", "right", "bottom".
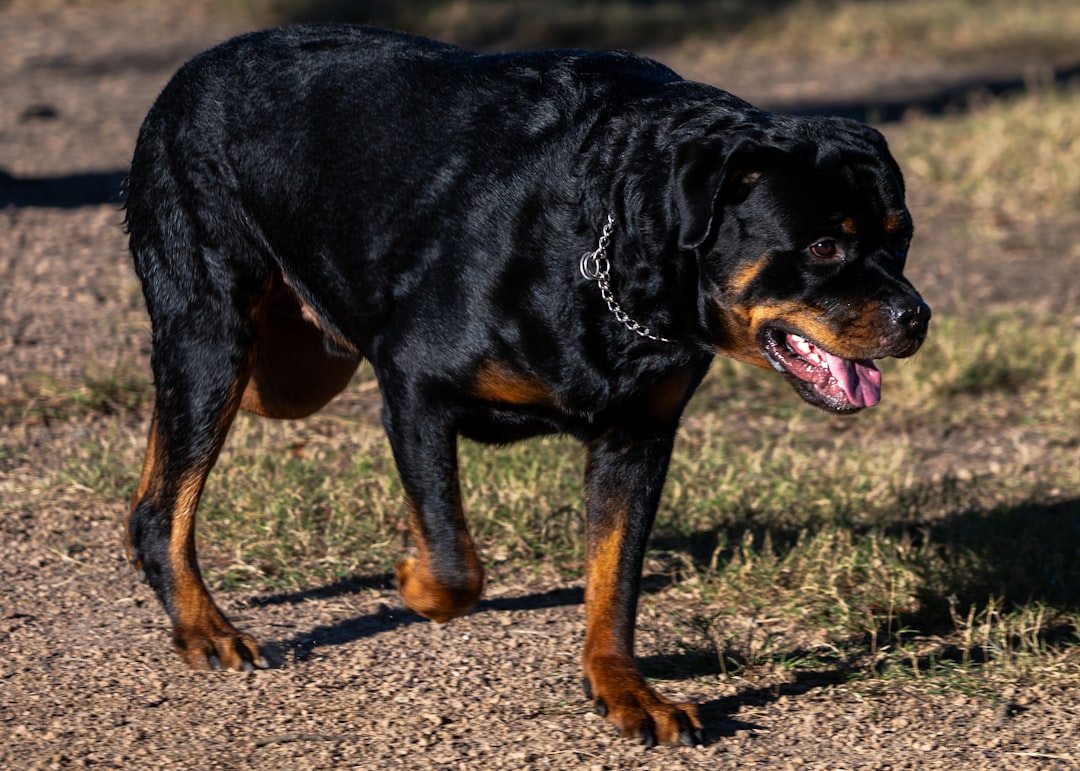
[{"left": 3, "top": 365, "right": 151, "bottom": 425}]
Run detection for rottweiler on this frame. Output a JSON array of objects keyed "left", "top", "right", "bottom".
[{"left": 123, "top": 25, "right": 929, "bottom": 747}]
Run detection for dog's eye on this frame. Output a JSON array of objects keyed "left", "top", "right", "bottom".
[
  {"left": 895, "top": 236, "right": 912, "bottom": 261},
  {"left": 807, "top": 239, "right": 843, "bottom": 261}
]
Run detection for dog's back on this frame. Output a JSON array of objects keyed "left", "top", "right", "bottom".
[{"left": 126, "top": 25, "right": 692, "bottom": 350}]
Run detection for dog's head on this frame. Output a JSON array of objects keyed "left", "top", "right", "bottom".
[{"left": 672, "top": 114, "right": 930, "bottom": 413}]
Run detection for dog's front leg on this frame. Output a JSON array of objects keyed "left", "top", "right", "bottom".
[
  {"left": 581, "top": 425, "right": 705, "bottom": 747},
  {"left": 383, "top": 400, "right": 485, "bottom": 622}
]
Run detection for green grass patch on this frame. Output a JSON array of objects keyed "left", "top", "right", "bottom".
[
  {"left": 196, "top": 416, "right": 405, "bottom": 589},
  {"left": 3, "top": 365, "right": 151, "bottom": 425},
  {"left": 654, "top": 306, "right": 1080, "bottom": 685},
  {"left": 681, "top": 517, "right": 1080, "bottom": 683},
  {"left": 188, "top": 419, "right": 589, "bottom": 590}
]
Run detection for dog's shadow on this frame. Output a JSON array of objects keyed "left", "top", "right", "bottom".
[
  {"left": 237, "top": 493, "right": 1080, "bottom": 743},
  {"left": 251, "top": 574, "right": 589, "bottom": 665},
  {"left": 637, "top": 651, "right": 846, "bottom": 739},
  {"left": 253, "top": 574, "right": 685, "bottom": 663},
  {"left": 247, "top": 573, "right": 822, "bottom": 740}
]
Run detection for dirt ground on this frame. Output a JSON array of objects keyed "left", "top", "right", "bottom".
[{"left": 2, "top": 2, "right": 1079, "bottom": 769}]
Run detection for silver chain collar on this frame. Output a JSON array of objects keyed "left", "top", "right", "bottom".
[{"left": 579, "top": 213, "right": 673, "bottom": 344}]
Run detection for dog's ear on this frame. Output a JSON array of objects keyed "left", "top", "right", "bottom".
[{"left": 670, "top": 136, "right": 770, "bottom": 251}]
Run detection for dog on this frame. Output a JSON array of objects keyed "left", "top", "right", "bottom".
[{"left": 123, "top": 24, "right": 929, "bottom": 747}]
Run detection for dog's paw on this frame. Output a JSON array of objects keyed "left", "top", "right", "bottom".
[
  {"left": 395, "top": 556, "right": 483, "bottom": 623},
  {"left": 173, "top": 622, "right": 268, "bottom": 672},
  {"left": 583, "top": 659, "right": 705, "bottom": 747}
]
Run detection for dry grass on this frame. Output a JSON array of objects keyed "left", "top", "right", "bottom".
[
  {"left": 1, "top": 365, "right": 149, "bottom": 425},
  {"left": 895, "top": 81, "right": 1080, "bottom": 231},
  {"left": 257, "top": 0, "right": 1080, "bottom": 58},
  {"left": 726, "top": 0, "right": 1080, "bottom": 64},
  {"left": 13, "top": 0, "right": 1079, "bottom": 692}
]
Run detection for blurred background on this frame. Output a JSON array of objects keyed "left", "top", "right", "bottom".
[{"left": 5, "top": 0, "right": 1080, "bottom": 207}]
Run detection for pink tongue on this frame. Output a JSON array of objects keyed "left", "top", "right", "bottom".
[{"left": 824, "top": 352, "right": 882, "bottom": 408}]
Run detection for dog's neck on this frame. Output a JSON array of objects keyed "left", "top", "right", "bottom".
[{"left": 580, "top": 212, "right": 674, "bottom": 344}]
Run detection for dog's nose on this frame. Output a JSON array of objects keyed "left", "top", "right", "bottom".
[
  {"left": 895, "top": 299, "right": 931, "bottom": 336},
  {"left": 884, "top": 298, "right": 930, "bottom": 357}
]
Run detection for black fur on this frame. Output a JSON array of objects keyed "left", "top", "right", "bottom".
[{"left": 124, "top": 25, "right": 928, "bottom": 745}]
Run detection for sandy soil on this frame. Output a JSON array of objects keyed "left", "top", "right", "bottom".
[{"left": 2, "top": 2, "right": 1078, "bottom": 768}]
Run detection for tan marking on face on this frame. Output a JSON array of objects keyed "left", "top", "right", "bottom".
[
  {"left": 750, "top": 303, "right": 847, "bottom": 352},
  {"left": 714, "top": 299, "right": 889, "bottom": 364},
  {"left": 884, "top": 212, "right": 907, "bottom": 234},
  {"left": 725, "top": 257, "right": 770, "bottom": 297},
  {"left": 471, "top": 361, "right": 554, "bottom": 406},
  {"left": 841, "top": 217, "right": 858, "bottom": 236}
]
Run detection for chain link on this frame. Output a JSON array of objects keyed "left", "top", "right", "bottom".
[{"left": 579, "top": 213, "right": 672, "bottom": 344}]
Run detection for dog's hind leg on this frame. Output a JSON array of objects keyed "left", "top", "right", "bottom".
[
  {"left": 125, "top": 163, "right": 273, "bottom": 668},
  {"left": 126, "top": 287, "right": 267, "bottom": 669},
  {"left": 126, "top": 265, "right": 361, "bottom": 669}
]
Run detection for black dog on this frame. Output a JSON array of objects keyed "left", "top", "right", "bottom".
[{"left": 124, "top": 25, "right": 929, "bottom": 746}]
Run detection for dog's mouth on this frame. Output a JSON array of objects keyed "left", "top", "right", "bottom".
[{"left": 761, "top": 327, "right": 882, "bottom": 413}]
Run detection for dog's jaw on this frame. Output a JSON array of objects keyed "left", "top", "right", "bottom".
[{"left": 761, "top": 326, "right": 883, "bottom": 413}]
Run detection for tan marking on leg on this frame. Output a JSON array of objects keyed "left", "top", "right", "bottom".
[
  {"left": 126, "top": 410, "right": 166, "bottom": 573},
  {"left": 583, "top": 518, "right": 626, "bottom": 657},
  {"left": 642, "top": 366, "right": 696, "bottom": 426},
  {"left": 582, "top": 512, "right": 702, "bottom": 744},
  {"left": 131, "top": 411, "right": 162, "bottom": 509},
  {"left": 168, "top": 468, "right": 205, "bottom": 584},
  {"left": 166, "top": 464, "right": 261, "bottom": 670},
  {"left": 396, "top": 490, "right": 485, "bottom": 623},
  {"left": 159, "top": 366, "right": 261, "bottom": 670}
]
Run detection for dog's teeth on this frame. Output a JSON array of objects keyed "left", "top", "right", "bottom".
[
  {"left": 789, "top": 334, "right": 814, "bottom": 356},
  {"left": 788, "top": 333, "right": 828, "bottom": 367}
]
